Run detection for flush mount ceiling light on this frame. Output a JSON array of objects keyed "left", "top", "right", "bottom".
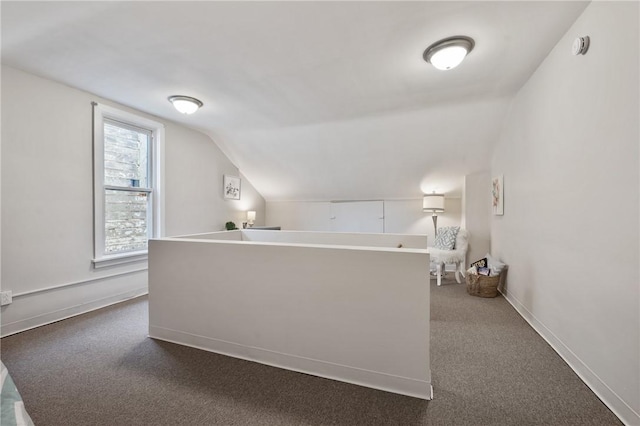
[
  {"left": 423, "top": 36, "right": 475, "bottom": 71},
  {"left": 168, "top": 95, "right": 203, "bottom": 114}
]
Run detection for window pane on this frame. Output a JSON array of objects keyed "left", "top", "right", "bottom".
[
  {"left": 105, "top": 189, "right": 149, "bottom": 253},
  {"left": 104, "top": 120, "right": 150, "bottom": 188}
]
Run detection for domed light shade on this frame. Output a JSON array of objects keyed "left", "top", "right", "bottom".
[
  {"left": 168, "top": 95, "right": 203, "bottom": 114},
  {"left": 423, "top": 36, "right": 475, "bottom": 71}
]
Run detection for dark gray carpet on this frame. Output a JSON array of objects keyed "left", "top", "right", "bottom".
[{"left": 1, "top": 277, "right": 621, "bottom": 425}]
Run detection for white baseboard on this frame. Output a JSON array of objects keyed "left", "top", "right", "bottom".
[
  {"left": 500, "top": 289, "right": 639, "bottom": 426},
  {"left": 149, "top": 325, "right": 432, "bottom": 400},
  {"left": 1, "top": 288, "right": 147, "bottom": 338}
]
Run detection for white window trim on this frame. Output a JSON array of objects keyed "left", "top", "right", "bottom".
[{"left": 92, "top": 103, "right": 165, "bottom": 268}]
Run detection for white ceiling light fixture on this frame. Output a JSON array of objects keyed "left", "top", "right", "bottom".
[
  {"left": 423, "top": 36, "right": 475, "bottom": 71},
  {"left": 168, "top": 95, "right": 203, "bottom": 114}
]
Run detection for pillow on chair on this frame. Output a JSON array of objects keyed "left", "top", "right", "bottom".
[{"left": 434, "top": 226, "right": 460, "bottom": 250}]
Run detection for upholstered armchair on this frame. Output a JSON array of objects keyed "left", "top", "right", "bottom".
[{"left": 428, "top": 228, "right": 469, "bottom": 286}]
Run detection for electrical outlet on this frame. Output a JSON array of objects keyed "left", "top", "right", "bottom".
[{"left": 0, "top": 291, "right": 13, "bottom": 306}]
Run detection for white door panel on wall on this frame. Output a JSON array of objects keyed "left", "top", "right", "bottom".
[
  {"left": 266, "top": 201, "right": 331, "bottom": 231},
  {"left": 329, "top": 201, "right": 384, "bottom": 233}
]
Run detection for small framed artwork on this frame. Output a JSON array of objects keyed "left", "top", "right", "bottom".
[
  {"left": 223, "top": 175, "right": 241, "bottom": 200},
  {"left": 492, "top": 175, "right": 504, "bottom": 215}
]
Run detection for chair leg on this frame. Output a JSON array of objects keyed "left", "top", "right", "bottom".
[
  {"left": 436, "top": 262, "right": 443, "bottom": 286},
  {"left": 454, "top": 262, "right": 462, "bottom": 284}
]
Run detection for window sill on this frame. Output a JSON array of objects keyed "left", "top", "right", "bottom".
[{"left": 93, "top": 251, "right": 148, "bottom": 269}]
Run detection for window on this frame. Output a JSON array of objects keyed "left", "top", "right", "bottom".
[{"left": 93, "top": 103, "right": 164, "bottom": 267}]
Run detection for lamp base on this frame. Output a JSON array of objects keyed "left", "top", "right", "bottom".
[{"left": 432, "top": 214, "right": 438, "bottom": 236}]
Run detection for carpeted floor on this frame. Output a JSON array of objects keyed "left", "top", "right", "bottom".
[{"left": 1, "top": 277, "right": 621, "bottom": 425}]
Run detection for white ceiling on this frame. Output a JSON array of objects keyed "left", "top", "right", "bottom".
[{"left": 1, "top": 1, "right": 588, "bottom": 201}]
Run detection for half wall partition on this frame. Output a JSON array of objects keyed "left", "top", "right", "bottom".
[{"left": 148, "top": 230, "right": 431, "bottom": 399}]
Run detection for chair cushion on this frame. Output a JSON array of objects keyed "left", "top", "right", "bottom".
[{"left": 434, "top": 226, "right": 460, "bottom": 250}]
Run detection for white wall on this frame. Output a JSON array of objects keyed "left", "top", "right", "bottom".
[
  {"left": 491, "top": 3, "right": 639, "bottom": 424},
  {"left": 0, "top": 65, "right": 3, "bottom": 319},
  {"left": 462, "top": 172, "right": 491, "bottom": 265},
  {"left": 0, "top": 66, "right": 265, "bottom": 336},
  {"left": 163, "top": 119, "right": 266, "bottom": 235},
  {"left": 149, "top": 235, "right": 431, "bottom": 399},
  {"left": 267, "top": 198, "right": 462, "bottom": 245},
  {"left": 239, "top": 229, "right": 428, "bottom": 249}
]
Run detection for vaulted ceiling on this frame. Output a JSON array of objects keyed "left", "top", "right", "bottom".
[{"left": 1, "top": 1, "right": 588, "bottom": 201}]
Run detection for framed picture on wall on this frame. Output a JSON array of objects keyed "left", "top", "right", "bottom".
[
  {"left": 492, "top": 175, "right": 504, "bottom": 215},
  {"left": 223, "top": 175, "right": 241, "bottom": 200}
]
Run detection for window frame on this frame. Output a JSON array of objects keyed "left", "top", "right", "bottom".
[{"left": 92, "top": 103, "right": 165, "bottom": 268}]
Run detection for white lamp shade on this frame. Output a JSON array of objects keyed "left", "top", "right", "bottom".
[
  {"left": 423, "top": 36, "right": 475, "bottom": 71},
  {"left": 247, "top": 211, "right": 256, "bottom": 222},
  {"left": 423, "top": 194, "right": 445, "bottom": 212},
  {"left": 172, "top": 100, "right": 199, "bottom": 114},
  {"left": 168, "top": 95, "right": 203, "bottom": 114},
  {"left": 429, "top": 46, "right": 469, "bottom": 70}
]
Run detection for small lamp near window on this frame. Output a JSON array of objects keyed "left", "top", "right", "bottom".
[
  {"left": 423, "top": 192, "right": 445, "bottom": 235},
  {"left": 247, "top": 211, "right": 256, "bottom": 228}
]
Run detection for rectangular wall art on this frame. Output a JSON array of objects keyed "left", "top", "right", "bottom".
[
  {"left": 492, "top": 175, "right": 504, "bottom": 215},
  {"left": 223, "top": 175, "right": 241, "bottom": 200}
]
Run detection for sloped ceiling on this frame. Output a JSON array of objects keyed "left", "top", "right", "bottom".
[{"left": 1, "top": 1, "right": 588, "bottom": 200}]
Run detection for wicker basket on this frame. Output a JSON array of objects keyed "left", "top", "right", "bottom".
[{"left": 466, "top": 269, "right": 506, "bottom": 298}]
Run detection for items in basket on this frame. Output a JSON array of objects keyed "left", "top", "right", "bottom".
[
  {"left": 470, "top": 257, "right": 487, "bottom": 269},
  {"left": 467, "top": 253, "right": 506, "bottom": 277},
  {"left": 477, "top": 267, "right": 490, "bottom": 276},
  {"left": 466, "top": 254, "right": 508, "bottom": 298}
]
